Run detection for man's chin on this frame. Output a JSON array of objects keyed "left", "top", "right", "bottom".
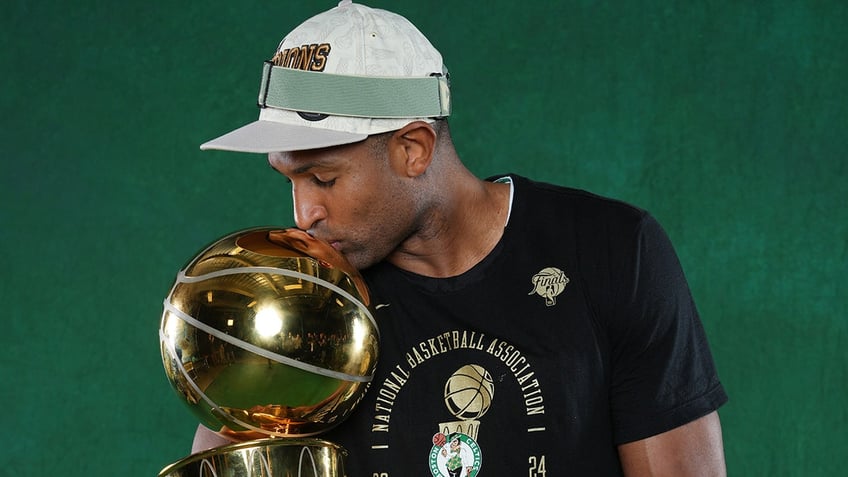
[
  {"left": 342, "top": 250, "right": 379, "bottom": 271},
  {"left": 344, "top": 255, "right": 370, "bottom": 271}
]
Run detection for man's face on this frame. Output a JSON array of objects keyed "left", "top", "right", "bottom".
[{"left": 267, "top": 136, "right": 419, "bottom": 270}]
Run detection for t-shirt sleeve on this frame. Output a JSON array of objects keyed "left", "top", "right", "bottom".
[{"left": 607, "top": 213, "right": 727, "bottom": 445}]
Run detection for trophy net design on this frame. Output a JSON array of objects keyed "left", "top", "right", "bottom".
[{"left": 158, "top": 227, "right": 379, "bottom": 476}]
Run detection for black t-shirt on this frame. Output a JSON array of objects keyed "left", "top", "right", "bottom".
[{"left": 324, "top": 175, "right": 727, "bottom": 476}]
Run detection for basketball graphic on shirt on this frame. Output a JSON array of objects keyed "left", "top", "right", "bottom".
[{"left": 444, "top": 364, "right": 495, "bottom": 420}]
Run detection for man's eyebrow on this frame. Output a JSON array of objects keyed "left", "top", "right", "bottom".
[
  {"left": 293, "top": 157, "right": 340, "bottom": 175},
  {"left": 268, "top": 157, "right": 322, "bottom": 175},
  {"left": 292, "top": 163, "right": 318, "bottom": 174}
]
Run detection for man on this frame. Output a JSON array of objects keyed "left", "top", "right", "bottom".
[{"left": 194, "top": 1, "right": 728, "bottom": 475}]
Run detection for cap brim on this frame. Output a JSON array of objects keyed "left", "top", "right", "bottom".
[{"left": 200, "top": 120, "right": 368, "bottom": 153}]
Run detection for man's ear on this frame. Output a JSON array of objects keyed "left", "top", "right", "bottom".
[{"left": 389, "top": 121, "right": 437, "bottom": 177}]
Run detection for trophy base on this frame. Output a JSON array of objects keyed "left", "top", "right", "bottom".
[{"left": 159, "top": 438, "right": 347, "bottom": 477}]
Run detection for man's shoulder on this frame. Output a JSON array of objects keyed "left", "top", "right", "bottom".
[{"left": 495, "top": 173, "right": 649, "bottom": 230}]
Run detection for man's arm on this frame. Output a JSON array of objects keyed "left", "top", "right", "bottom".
[{"left": 618, "top": 411, "right": 726, "bottom": 477}]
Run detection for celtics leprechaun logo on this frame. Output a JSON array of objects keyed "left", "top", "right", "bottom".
[{"left": 429, "top": 432, "right": 481, "bottom": 477}]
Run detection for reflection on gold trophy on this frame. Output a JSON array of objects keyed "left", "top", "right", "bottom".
[{"left": 158, "top": 227, "right": 379, "bottom": 476}]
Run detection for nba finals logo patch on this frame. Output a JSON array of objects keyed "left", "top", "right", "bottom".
[
  {"left": 428, "top": 364, "right": 492, "bottom": 477},
  {"left": 528, "top": 267, "right": 569, "bottom": 306}
]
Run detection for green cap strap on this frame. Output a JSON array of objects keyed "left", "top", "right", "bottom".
[{"left": 257, "top": 61, "right": 451, "bottom": 118}]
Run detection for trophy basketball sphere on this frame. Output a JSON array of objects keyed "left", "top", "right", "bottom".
[{"left": 159, "top": 227, "right": 378, "bottom": 450}]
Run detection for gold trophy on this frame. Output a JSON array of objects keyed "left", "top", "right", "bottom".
[{"left": 158, "top": 227, "right": 378, "bottom": 476}]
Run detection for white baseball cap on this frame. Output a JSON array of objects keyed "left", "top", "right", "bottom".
[{"left": 200, "top": 0, "right": 450, "bottom": 153}]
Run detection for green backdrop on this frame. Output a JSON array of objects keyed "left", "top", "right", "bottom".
[{"left": 2, "top": 1, "right": 845, "bottom": 475}]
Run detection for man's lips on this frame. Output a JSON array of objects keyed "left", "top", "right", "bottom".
[
  {"left": 308, "top": 230, "right": 344, "bottom": 253},
  {"left": 316, "top": 236, "right": 342, "bottom": 251}
]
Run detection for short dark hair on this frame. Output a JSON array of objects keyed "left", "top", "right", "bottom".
[
  {"left": 367, "top": 129, "right": 393, "bottom": 157},
  {"left": 367, "top": 119, "right": 450, "bottom": 158}
]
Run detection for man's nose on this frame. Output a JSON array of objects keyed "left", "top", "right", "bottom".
[{"left": 292, "top": 186, "right": 328, "bottom": 231}]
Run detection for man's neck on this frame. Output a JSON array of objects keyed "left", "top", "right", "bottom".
[{"left": 385, "top": 177, "right": 512, "bottom": 278}]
